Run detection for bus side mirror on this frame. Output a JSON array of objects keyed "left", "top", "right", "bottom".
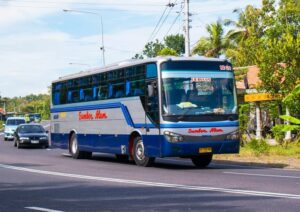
[{"left": 147, "top": 85, "right": 154, "bottom": 97}]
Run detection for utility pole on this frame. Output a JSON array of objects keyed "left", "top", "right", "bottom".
[{"left": 184, "top": 0, "right": 191, "bottom": 57}]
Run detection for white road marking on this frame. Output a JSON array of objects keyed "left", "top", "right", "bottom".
[
  {"left": 224, "top": 171, "right": 300, "bottom": 179},
  {"left": 1, "top": 164, "right": 300, "bottom": 200},
  {"left": 25, "top": 206, "right": 64, "bottom": 212}
]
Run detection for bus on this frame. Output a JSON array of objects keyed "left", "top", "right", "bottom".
[{"left": 51, "top": 57, "right": 239, "bottom": 167}]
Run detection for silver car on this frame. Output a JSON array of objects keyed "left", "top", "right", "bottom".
[{"left": 3, "top": 117, "right": 26, "bottom": 141}]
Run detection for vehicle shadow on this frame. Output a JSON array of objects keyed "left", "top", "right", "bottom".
[{"left": 63, "top": 153, "right": 287, "bottom": 171}]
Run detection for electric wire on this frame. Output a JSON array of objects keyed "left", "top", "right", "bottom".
[
  {"left": 163, "top": 2, "right": 183, "bottom": 39},
  {"left": 146, "top": 4, "right": 169, "bottom": 43}
]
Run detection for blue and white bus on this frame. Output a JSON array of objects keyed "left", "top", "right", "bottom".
[{"left": 51, "top": 57, "right": 239, "bottom": 167}]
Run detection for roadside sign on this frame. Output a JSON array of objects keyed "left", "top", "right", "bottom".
[{"left": 244, "top": 93, "right": 281, "bottom": 102}]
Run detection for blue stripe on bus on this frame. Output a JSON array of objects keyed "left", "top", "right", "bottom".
[
  {"left": 120, "top": 105, "right": 135, "bottom": 127},
  {"left": 51, "top": 103, "right": 238, "bottom": 129}
]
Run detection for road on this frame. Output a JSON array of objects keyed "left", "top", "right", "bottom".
[{"left": 0, "top": 124, "right": 300, "bottom": 211}]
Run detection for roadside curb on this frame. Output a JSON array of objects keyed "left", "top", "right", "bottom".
[{"left": 213, "top": 159, "right": 300, "bottom": 171}]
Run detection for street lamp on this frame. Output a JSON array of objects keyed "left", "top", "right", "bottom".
[{"left": 63, "top": 9, "right": 106, "bottom": 66}]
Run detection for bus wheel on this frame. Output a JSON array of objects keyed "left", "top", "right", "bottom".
[
  {"left": 191, "top": 154, "right": 213, "bottom": 168},
  {"left": 133, "top": 136, "right": 155, "bottom": 167},
  {"left": 69, "top": 133, "right": 85, "bottom": 159}
]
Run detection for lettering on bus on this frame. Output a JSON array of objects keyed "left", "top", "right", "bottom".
[
  {"left": 219, "top": 65, "right": 232, "bottom": 71},
  {"left": 188, "top": 128, "right": 224, "bottom": 134},
  {"left": 78, "top": 110, "right": 107, "bottom": 121}
]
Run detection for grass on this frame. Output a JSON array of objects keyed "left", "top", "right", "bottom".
[
  {"left": 241, "top": 141, "right": 300, "bottom": 157},
  {"left": 214, "top": 141, "right": 300, "bottom": 169},
  {"left": 0, "top": 120, "right": 3, "bottom": 131}
]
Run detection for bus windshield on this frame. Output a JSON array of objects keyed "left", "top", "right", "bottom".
[{"left": 161, "top": 70, "right": 237, "bottom": 121}]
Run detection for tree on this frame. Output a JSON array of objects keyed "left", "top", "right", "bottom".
[
  {"left": 192, "top": 20, "right": 227, "bottom": 57},
  {"left": 157, "top": 48, "right": 178, "bottom": 56},
  {"left": 134, "top": 34, "right": 185, "bottom": 58},
  {"left": 142, "top": 39, "right": 165, "bottom": 58},
  {"left": 224, "top": 4, "right": 267, "bottom": 66},
  {"left": 132, "top": 53, "right": 144, "bottom": 59},
  {"left": 164, "top": 34, "right": 185, "bottom": 55}
]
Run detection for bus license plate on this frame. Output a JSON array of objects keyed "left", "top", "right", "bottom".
[
  {"left": 199, "top": 147, "right": 212, "bottom": 153},
  {"left": 31, "top": 140, "right": 39, "bottom": 144}
]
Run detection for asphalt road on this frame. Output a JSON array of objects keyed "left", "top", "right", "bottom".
[{"left": 0, "top": 124, "right": 300, "bottom": 211}]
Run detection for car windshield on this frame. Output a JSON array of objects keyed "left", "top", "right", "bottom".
[
  {"left": 18, "top": 125, "right": 45, "bottom": 133},
  {"left": 161, "top": 71, "right": 237, "bottom": 118},
  {"left": 6, "top": 119, "right": 26, "bottom": 126}
]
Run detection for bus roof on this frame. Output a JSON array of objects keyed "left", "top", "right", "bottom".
[{"left": 52, "top": 56, "right": 230, "bottom": 83}]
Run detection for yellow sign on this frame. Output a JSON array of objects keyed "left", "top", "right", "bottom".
[
  {"left": 199, "top": 147, "right": 212, "bottom": 154},
  {"left": 59, "top": 112, "right": 67, "bottom": 118},
  {"left": 244, "top": 93, "right": 281, "bottom": 102}
]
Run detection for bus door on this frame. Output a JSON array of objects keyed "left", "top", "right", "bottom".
[{"left": 145, "top": 79, "right": 161, "bottom": 156}]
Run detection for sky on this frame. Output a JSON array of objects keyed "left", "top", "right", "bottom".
[{"left": 0, "top": 0, "right": 261, "bottom": 98}]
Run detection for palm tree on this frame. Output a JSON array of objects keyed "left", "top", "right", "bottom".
[
  {"left": 192, "top": 20, "right": 227, "bottom": 58},
  {"left": 223, "top": 5, "right": 264, "bottom": 66},
  {"left": 224, "top": 5, "right": 263, "bottom": 44}
]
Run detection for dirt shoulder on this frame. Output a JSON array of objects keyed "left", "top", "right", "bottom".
[{"left": 214, "top": 154, "right": 300, "bottom": 170}]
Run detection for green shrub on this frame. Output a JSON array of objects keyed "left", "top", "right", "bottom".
[
  {"left": 247, "top": 138, "right": 270, "bottom": 155},
  {"left": 0, "top": 120, "right": 3, "bottom": 131}
]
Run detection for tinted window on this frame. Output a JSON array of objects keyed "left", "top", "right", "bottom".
[
  {"left": 52, "top": 63, "right": 157, "bottom": 105},
  {"left": 6, "top": 119, "right": 26, "bottom": 126},
  {"left": 19, "top": 125, "right": 45, "bottom": 133}
]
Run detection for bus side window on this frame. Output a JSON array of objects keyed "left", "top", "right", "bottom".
[
  {"left": 53, "top": 92, "right": 60, "bottom": 105},
  {"left": 114, "top": 82, "right": 125, "bottom": 98},
  {"left": 125, "top": 81, "right": 131, "bottom": 96},
  {"left": 108, "top": 84, "right": 113, "bottom": 98},
  {"left": 67, "top": 91, "right": 72, "bottom": 103},
  {"left": 98, "top": 86, "right": 108, "bottom": 100},
  {"left": 79, "top": 89, "right": 84, "bottom": 101},
  {"left": 146, "top": 64, "right": 157, "bottom": 78},
  {"left": 93, "top": 87, "right": 98, "bottom": 100}
]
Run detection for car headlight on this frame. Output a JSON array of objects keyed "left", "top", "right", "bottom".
[
  {"left": 20, "top": 137, "right": 30, "bottom": 141},
  {"left": 226, "top": 131, "right": 239, "bottom": 140},
  {"left": 39, "top": 136, "right": 48, "bottom": 140},
  {"left": 164, "top": 131, "right": 184, "bottom": 143}
]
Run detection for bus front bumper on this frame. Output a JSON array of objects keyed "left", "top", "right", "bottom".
[{"left": 160, "top": 138, "right": 240, "bottom": 157}]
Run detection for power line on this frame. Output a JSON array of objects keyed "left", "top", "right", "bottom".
[
  {"left": 146, "top": 5, "right": 169, "bottom": 43},
  {"left": 163, "top": 3, "right": 184, "bottom": 39},
  {"left": 0, "top": 0, "right": 164, "bottom": 7},
  {"left": 147, "top": 1, "right": 178, "bottom": 42},
  {"left": 151, "top": 2, "right": 176, "bottom": 41}
]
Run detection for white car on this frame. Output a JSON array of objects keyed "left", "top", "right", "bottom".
[{"left": 3, "top": 117, "right": 26, "bottom": 141}]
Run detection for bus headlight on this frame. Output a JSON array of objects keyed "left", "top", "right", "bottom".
[
  {"left": 226, "top": 131, "right": 239, "bottom": 140},
  {"left": 164, "top": 131, "right": 184, "bottom": 143}
]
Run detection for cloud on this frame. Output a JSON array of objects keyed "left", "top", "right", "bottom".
[
  {"left": 0, "top": 0, "right": 262, "bottom": 98},
  {"left": 0, "top": 25, "right": 155, "bottom": 97}
]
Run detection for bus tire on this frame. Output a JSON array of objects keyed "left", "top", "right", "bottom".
[
  {"left": 191, "top": 154, "right": 213, "bottom": 168},
  {"left": 133, "top": 136, "right": 155, "bottom": 167},
  {"left": 69, "top": 133, "right": 85, "bottom": 159}
]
